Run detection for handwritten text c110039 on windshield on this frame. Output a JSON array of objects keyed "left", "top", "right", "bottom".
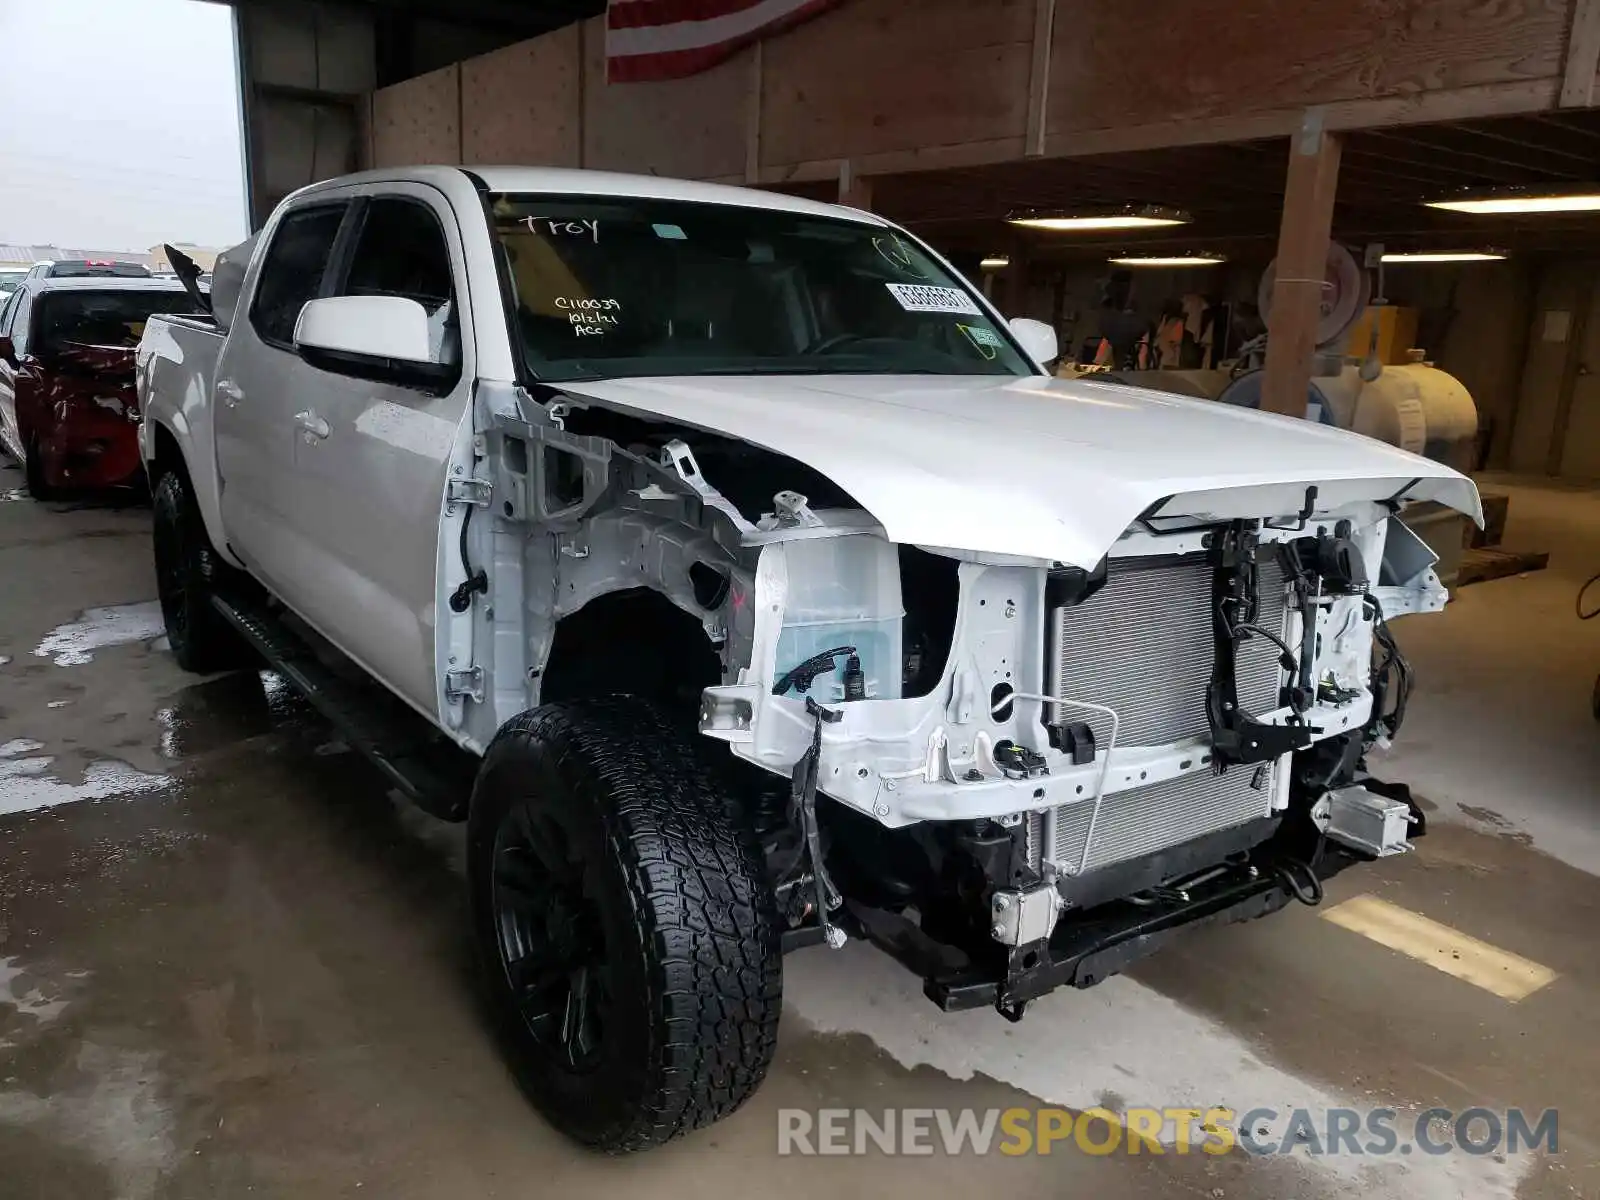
[{"left": 556, "top": 295, "right": 620, "bottom": 336}]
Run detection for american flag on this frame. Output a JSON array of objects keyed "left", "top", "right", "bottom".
[{"left": 606, "top": 0, "right": 844, "bottom": 83}]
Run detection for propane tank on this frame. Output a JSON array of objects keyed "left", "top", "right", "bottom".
[
  {"left": 1218, "top": 362, "right": 1480, "bottom": 586},
  {"left": 1217, "top": 363, "right": 1478, "bottom": 472}
]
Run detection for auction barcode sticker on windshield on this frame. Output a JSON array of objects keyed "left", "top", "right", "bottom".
[{"left": 885, "top": 283, "right": 982, "bottom": 315}]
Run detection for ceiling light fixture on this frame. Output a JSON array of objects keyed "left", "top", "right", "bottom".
[
  {"left": 979, "top": 254, "right": 1011, "bottom": 269},
  {"left": 1108, "top": 252, "right": 1227, "bottom": 267},
  {"left": 1380, "top": 250, "right": 1507, "bottom": 263},
  {"left": 1008, "top": 204, "right": 1190, "bottom": 232},
  {"left": 1425, "top": 186, "right": 1600, "bottom": 215}
]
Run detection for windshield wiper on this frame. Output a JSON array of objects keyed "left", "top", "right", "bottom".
[
  {"left": 531, "top": 362, "right": 1021, "bottom": 381},
  {"left": 675, "top": 364, "right": 855, "bottom": 376}
]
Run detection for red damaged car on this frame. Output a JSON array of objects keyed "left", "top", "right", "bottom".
[{"left": 0, "top": 264, "right": 202, "bottom": 497}]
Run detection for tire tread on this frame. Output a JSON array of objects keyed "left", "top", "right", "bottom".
[{"left": 472, "top": 696, "right": 782, "bottom": 1152}]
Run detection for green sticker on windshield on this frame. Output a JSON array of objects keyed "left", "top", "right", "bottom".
[{"left": 958, "top": 323, "right": 1002, "bottom": 359}]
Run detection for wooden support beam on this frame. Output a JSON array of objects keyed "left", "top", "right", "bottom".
[
  {"left": 838, "top": 160, "right": 873, "bottom": 210},
  {"left": 1262, "top": 113, "right": 1342, "bottom": 419},
  {"left": 1559, "top": 0, "right": 1600, "bottom": 108},
  {"left": 1024, "top": 0, "right": 1057, "bottom": 155},
  {"left": 1000, "top": 241, "right": 1032, "bottom": 316},
  {"left": 758, "top": 77, "right": 1556, "bottom": 194},
  {"left": 744, "top": 41, "right": 763, "bottom": 183}
]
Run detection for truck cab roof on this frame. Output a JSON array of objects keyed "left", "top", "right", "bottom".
[{"left": 290, "top": 165, "right": 886, "bottom": 226}]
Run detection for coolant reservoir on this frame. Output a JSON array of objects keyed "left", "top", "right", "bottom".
[{"left": 773, "top": 535, "right": 904, "bottom": 702}]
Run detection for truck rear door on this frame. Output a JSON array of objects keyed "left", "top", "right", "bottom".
[{"left": 213, "top": 200, "right": 349, "bottom": 599}]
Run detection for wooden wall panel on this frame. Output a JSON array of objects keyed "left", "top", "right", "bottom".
[
  {"left": 1048, "top": 0, "right": 1568, "bottom": 136},
  {"left": 357, "top": 94, "right": 374, "bottom": 171},
  {"left": 367, "top": 0, "right": 1576, "bottom": 183},
  {"left": 461, "top": 28, "right": 582, "bottom": 166},
  {"left": 371, "top": 64, "right": 461, "bottom": 167},
  {"left": 760, "top": 0, "right": 1035, "bottom": 168},
  {"left": 1419, "top": 262, "right": 1535, "bottom": 468},
  {"left": 582, "top": 18, "right": 752, "bottom": 179}
]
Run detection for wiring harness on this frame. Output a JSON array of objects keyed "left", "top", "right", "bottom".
[{"left": 1365, "top": 593, "right": 1412, "bottom": 741}]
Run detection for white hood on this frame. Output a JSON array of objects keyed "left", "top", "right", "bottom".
[{"left": 557, "top": 373, "right": 1482, "bottom": 567}]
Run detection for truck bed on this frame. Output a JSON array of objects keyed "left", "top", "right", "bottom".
[{"left": 136, "top": 312, "right": 230, "bottom": 560}]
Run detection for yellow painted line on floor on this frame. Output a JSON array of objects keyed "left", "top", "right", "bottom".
[{"left": 1320, "top": 894, "right": 1557, "bottom": 1002}]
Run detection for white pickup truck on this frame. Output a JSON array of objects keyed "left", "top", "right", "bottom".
[{"left": 137, "top": 166, "right": 1480, "bottom": 1152}]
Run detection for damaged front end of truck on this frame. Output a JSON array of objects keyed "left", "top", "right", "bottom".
[
  {"left": 453, "top": 374, "right": 1480, "bottom": 1021},
  {"left": 701, "top": 484, "right": 1461, "bottom": 1019}
]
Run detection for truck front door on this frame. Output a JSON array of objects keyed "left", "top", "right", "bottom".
[{"left": 278, "top": 187, "right": 472, "bottom": 717}]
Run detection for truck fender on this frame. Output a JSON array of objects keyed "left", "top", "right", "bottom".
[{"left": 141, "top": 413, "right": 242, "bottom": 571}]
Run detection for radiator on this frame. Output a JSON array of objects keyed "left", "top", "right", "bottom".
[
  {"left": 1041, "top": 554, "right": 1287, "bottom": 875},
  {"left": 1049, "top": 764, "right": 1277, "bottom": 873}
]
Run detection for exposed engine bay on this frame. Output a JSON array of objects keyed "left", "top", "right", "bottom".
[{"left": 462, "top": 380, "right": 1452, "bottom": 1018}]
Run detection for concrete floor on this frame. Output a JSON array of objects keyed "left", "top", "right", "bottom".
[{"left": 1, "top": 456, "right": 1596, "bottom": 1199}]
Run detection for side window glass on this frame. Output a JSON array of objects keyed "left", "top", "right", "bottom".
[
  {"left": 250, "top": 204, "right": 346, "bottom": 347},
  {"left": 342, "top": 198, "right": 458, "bottom": 363},
  {"left": 12, "top": 292, "right": 33, "bottom": 357},
  {"left": 0, "top": 290, "right": 18, "bottom": 335}
]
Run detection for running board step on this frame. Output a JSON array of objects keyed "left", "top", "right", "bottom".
[{"left": 211, "top": 593, "right": 470, "bottom": 821}]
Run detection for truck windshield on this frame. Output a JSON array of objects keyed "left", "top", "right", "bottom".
[{"left": 488, "top": 193, "right": 1035, "bottom": 382}]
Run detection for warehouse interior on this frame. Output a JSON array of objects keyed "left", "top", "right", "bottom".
[
  {"left": 881, "top": 116, "right": 1600, "bottom": 482},
  {"left": 1, "top": 1, "right": 1598, "bottom": 1197},
  {"left": 232, "top": 0, "right": 1600, "bottom": 486}
]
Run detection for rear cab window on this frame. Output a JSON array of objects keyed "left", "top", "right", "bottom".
[
  {"left": 0, "top": 287, "right": 22, "bottom": 335},
  {"left": 11, "top": 288, "right": 34, "bottom": 357},
  {"left": 34, "top": 289, "right": 204, "bottom": 360}
]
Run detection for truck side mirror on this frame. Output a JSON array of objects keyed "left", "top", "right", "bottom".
[
  {"left": 293, "top": 295, "right": 454, "bottom": 389},
  {"left": 1008, "top": 317, "right": 1059, "bottom": 368}
]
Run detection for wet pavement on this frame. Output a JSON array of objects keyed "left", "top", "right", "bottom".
[{"left": 1, "top": 455, "right": 1597, "bottom": 1199}]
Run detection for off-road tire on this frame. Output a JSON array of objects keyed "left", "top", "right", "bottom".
[
  {"left": 152, "top": 470, "right": 250, "bottom": 673},
  {"left": 468, "top": 696, "right": 783, "bottom": 1152}
]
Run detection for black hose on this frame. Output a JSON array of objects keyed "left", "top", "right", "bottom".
[
  {"left": 1579, "top": 571, "right": 1600, "bottom": 621},
  {"left": 1231, "top": 621, "right": 1301, "bottom": 671},
  {"left": 1365, "top": 593, "right": 1412, "bottom": 737},
  {"left": 448, "top": 502, "right": 488, "bottom": 613},
  {"left": 1275, "top": 860, "right": 1324, "bottom": 907}
]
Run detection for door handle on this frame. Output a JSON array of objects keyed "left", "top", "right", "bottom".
[
  {"left": 294, "top": 410, "right": 331, "bottom": 440},
  {"left": 217, "top": 379, "right": 244, "bottom": 407}
]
